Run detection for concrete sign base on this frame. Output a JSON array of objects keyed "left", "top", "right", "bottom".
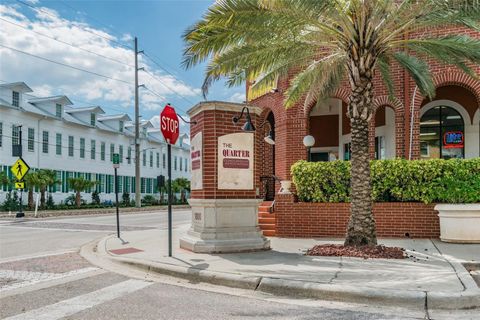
[{"left": 180, "top": 198, "right": 270, "bottom": 253}]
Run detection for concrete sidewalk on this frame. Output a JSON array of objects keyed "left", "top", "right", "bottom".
[{"left": 81, "top": 224, "right": 480, "bottom": 311}]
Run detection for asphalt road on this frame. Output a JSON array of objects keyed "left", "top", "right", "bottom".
[{"left": 0, "top": 210, "right": 472, "bottom": 319}]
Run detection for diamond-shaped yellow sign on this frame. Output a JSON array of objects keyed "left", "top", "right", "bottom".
[{"left": 11, "top": 158, "right": 30, "bottom": 181}]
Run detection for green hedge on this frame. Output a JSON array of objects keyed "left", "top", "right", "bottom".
[{"left": 291, "top": 159, "right": 480, "bottom": 204}]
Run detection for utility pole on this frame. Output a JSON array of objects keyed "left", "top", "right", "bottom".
[{"left": 134, "top": 37, "right": 141, "bottom": 208}]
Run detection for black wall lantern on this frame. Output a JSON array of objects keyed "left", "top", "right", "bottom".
[{"left": 232, "top": 106, "right": 256, "bottom": 132}]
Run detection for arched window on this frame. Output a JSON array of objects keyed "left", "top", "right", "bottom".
[{"left": 420, "top": 106, "right": 464, "bottom": 159}]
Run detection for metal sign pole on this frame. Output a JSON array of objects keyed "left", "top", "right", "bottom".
[
  {"left": 114, "top": 167, "right": 120, "bottom": 238},
  {"left": 167, "top": 143, "right": 172, "bottom": 257}
]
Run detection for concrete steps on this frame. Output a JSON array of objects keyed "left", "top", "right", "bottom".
[{"left": 258, "top": 201, "right": 276, "bottom": 237}]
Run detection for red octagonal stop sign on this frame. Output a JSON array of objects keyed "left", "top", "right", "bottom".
[{"left": 160, "top": 104, "right": 180, "bottom": 145}]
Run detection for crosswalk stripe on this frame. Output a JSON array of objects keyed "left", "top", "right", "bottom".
[{"left": 3, "top": 279, "right": 152, "bottom": 320}]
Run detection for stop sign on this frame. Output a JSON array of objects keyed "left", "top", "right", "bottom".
[{"left": 160, "top": 103, "right": 180, "bottom": 145}]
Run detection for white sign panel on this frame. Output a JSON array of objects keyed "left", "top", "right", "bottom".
[
  {"left": 218, "top": 132, "right": 254, "bottom": 190},
  {"left": 191, "top": 132, "right": 203, "bottom": 190}
]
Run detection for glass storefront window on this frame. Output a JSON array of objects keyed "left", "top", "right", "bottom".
[{"left": 420, "top": 106, "right": 464, "bottom": 159}]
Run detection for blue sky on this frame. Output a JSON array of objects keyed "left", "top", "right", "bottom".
[{"left": 0, "top": 0, "right": 245, "bottom": 129}]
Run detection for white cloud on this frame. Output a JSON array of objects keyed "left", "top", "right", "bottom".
[
  {"left": 229, "top": 92, "right": 246, "bottom": 103},
  {"left": 0, "top": 4, "right": 201, "bottom": 114}
]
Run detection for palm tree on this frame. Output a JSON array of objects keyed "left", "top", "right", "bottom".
[
  {"left": 37, "top": 169, "right": 59, "bottom": 208},
  {"left": 67, "top": 177, "right": 97, "bottom": 208},
  {"left": 23, "top": 172, "right": 42, "bottom": 209},
  {"left": 0, "top": 171, "right": 9, "bottom": 187},
  {"left": 182, "top": 0, "right": 480, "bottom": 246},
  {"left": 172, "top": 178, "right": 191, "bottom": 203}
]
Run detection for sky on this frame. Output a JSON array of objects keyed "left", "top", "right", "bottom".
[{"left": 0, "top": 0, "right": 247, "bottom": 133}]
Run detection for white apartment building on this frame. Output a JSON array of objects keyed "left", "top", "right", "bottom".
[{"left": 0, "top": 82, "right": 191, "bottom": 203}]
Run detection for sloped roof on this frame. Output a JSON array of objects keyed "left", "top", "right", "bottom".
[
  {"left": 98, "top": 114, "right": 131, "bottom": 122},
  {"left": 65, "top": 106, "right": 105, "bottom": 114},
  {"left": 0, "top": 82, "right": 33, "bottom": 93},
  {"left": 28, "top": 95, "right": 73, "bottom": 106}
]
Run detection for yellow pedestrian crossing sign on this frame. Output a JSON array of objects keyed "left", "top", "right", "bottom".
[
  {"left": 11, "top": 157, "right": 30, "bottom": 181},
  {"left": 15, "top": 182, "right": 25, "bottom": 189}
]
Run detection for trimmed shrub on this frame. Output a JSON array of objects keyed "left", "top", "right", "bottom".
[{"left": 291, "top": 158, "right": 480, "bottom": 204}]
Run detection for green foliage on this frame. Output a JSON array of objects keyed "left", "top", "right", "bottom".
[
  {"left": 46, "top": 194, "right": 55, "bottom": 209},
  {"left": 122, "top": 192, "right": 130, "bottom": 206},
  {"left": 64, "top": 194, "right": 76, "bottom": 206},
  {"left": 182, "top": 0, "right": 480, "bottom": 106},
  {"left": 292, "top": 159, "right": 480, "bottom": 204},
  {"left": 142, "top": 194, "right": 158, "bottom": 205},
  {"left": 91, "top": 190, "right": 101, "bottom": 205},
  {"left": 0, "top": 171, "right": 10, "bottom": 186},
  {"left": 67, "top": 177, "right": 96, "bottom": 193},
  {"left": 1, "top": 191, "right": 18, "bottom": 211},
  {"left": 292, "top": 161, "right": 351, "bottom": 203}
]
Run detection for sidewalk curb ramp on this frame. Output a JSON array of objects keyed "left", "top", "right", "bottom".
[{"left": 81, "top": 235, "right": 480, "bottom": 311}]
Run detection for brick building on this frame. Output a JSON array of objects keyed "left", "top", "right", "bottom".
[{"left": 244, "top": 26, "right": 479, "bottom": 238}]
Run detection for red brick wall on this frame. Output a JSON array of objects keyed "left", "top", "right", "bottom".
[
  {"left": 189, "top": 106, "right": 263, "bottom": 199},
  {"left": 275, "top": 194, "right": 439, "bottom": 238},
  {"left": 250, "top": 25, "right": 480, "bottom": 177}
]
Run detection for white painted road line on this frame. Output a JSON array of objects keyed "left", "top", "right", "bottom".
[
  {"left": 0, "top": 225, "right": 108, "bottom": 233},
  {"left": 3, "top": 279, "right": 152, "bottom": 320},
  {"left": 0, "top": 250, "right": 78, "bottom": 264},
  {"left": 0, "top": 267, "right": 100, "bottom": 292}
]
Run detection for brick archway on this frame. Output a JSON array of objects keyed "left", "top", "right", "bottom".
[
  {"left": 368, "top": 96, "right": 405, "bottom": 159},
  {"left": 410, "top": 72, "right": 480, "bottom": 159}
]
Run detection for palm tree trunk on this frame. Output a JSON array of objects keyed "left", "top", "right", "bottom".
[
  {"left": 40, "top": 187, "right": 46, "bottom": 208},
  {"left": 76, "top": 191, "right": 81, "bottom": 208},
  {"left": 28, "top": 189, "right": 33, "bottom": 209},
  {"left": 344, "top": 76, "right": 377, "bottom": 247}
]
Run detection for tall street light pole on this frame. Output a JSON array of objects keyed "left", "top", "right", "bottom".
[{"left": 134, "top": 37, "right": 141, "bottom": 208}]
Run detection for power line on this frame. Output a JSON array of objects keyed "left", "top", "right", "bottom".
[
  {"left": 0, "top": 44, "right": 132, "bottom": 85},
  {"left": 0, "top": 17, "right": 134, "bottom": 68},
  {"left": 58, "top": 0, "right": 128, "bottom": 42},
  {"left": 15, "top": 0, "right": 133, "bottom": 50},
  {"left": 141, "top": 68, "right": 197, "bottom": 112}
]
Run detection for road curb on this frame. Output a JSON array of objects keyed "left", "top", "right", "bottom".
[{"left": 81, "top": 235, "right": 480, "bottom": 311}]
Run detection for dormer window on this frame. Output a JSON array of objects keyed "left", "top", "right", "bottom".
[
  {"left": 90, "top": 113, "right": 96, "bottom": 126},
  {"left": 55, "top": 103, "right": 62, "bottom": 118},
  {"left": 12, "top": 91, "right": 19, "bottom": 107},
  {"left": 142, "top": 127, "right": 147, "bottom": 137},
  {"left": 119, "top": 120, "right": 124, "bottom": 132}
]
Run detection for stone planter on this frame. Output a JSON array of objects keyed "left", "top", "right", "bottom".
[
  {"left": 436, "top": 204, "right": 480, "bottom": 243},
  {"left": 278, "top": 180, "right": 292, "bottom": 194}
]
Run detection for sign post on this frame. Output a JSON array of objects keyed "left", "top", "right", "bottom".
[
  {"left": 11, "top": 157, "right": 30, "bottom": 218},
  {"left": 113, "top": 153, "right": 120, "bottom": 238},
  {"left": 160, "top": 103, "right": 180, "bottom": 257}
]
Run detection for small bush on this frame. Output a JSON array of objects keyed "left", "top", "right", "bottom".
[
  {"left": 91, "top": 190, "right": 101, "bottom": 205},
  {"left": 142, "top": 195, "right": 158, "bottom": 205},
  {"left": 291, "top": 158, "right": 480, "bottom": 204},
  {"left": 122, "top": 192, "right": 130, "bottom": 206}
]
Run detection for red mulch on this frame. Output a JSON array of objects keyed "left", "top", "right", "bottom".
[{"left": 306, "top": 244, "right": 406, "bottom": 259}]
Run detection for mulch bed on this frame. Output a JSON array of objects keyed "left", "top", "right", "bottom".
[{"left": 306, "top": 244, "right": 406, "bottom": 259}]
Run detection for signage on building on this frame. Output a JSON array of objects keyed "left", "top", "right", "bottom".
[
  {"left": 15, "top": 182, "right": 25, "bottom": 189},
  {"left": 11, "top": 157, "right": 30, "bottom": 181},
  {"left": 218, "top": 132, "right": 254, "bottom": 190},
  {"left": 443, "top": 131, "right": 464, "bottom": 149},
  {"left": 112, "top": 153, "right": 120, "bottom": 168},
  {"left": 190, "top": 132, "right": 203, "bottom": 190},
  {"left": 160, "top": 104, "right": 180, "bottom": 145}
]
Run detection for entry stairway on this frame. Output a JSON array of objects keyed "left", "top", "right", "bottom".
[{"left": 258, "top": 201, "right": 276, "bottom": 237}]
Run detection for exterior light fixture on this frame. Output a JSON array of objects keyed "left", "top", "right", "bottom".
[
  {"left": 303, "top": 135, "right": 315, "bottom": 161},
  {"left": 232, "top": 106, "right": 256, "bottom": 132},
  {"left": 264, "top": 130, "right": 275, "bottom": 145}
]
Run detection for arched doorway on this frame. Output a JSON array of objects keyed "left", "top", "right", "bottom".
[
  {"left": 420, "top": 103, "right": 466, "bottom": 159},
  {"left": 261, "top": 111, "right": 275, "bottom": 201}
]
